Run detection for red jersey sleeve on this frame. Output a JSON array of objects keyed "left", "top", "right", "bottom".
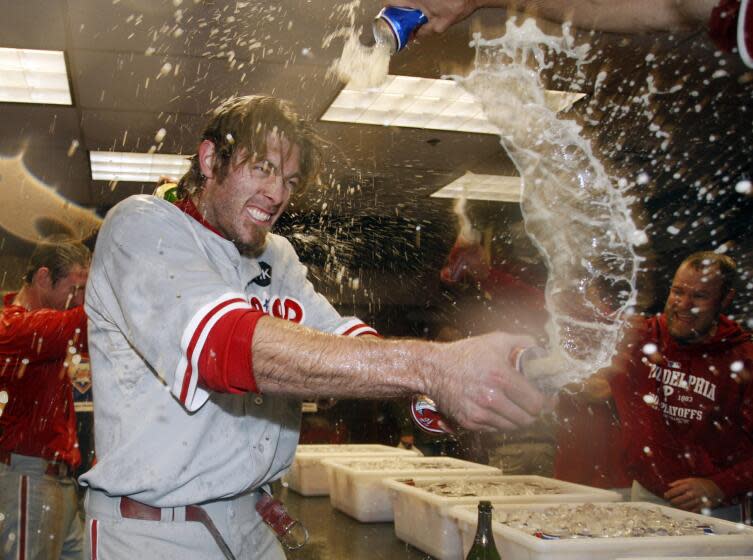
[
  {"left": 709, "top": 354, "right": 753, "bottom": 498},
  {"left": 711, "top": 459, "right": 753, "bottom": 499},
  {"left": 0, "top": 305, "right": 87, "bottom": 365},
  {"left": 197, "top": 309, "right": 264, "bottom": 394}
]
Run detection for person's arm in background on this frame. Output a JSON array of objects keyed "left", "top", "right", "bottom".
[
  {"left": 0, "top": 306, "right": 87, "bottom": 364},
  {"left": 393, "top": 0, "right": 716, "bottom": 34},
  {"left": 560, "top": 369, "right": 614, "bottom": 404},
  {"left": 557, "top": 313, "right": 653, "bottom": 406}
]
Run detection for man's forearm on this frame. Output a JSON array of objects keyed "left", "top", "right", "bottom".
[
  {"left": 250, "top": 316, "right": 546, "bottom": 432},
  {"left": 251, "top": 316, "right": 432, "bottom": 399},
  {"left": 481, "top": 0, "right": 715, "bottom": 32},
  {"left": 402, "top": 0, "right": 717, "bottom": 36}
]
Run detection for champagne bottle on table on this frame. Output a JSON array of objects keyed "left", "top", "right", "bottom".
[{"left": 465, "top": 501, "right": 501, "bottom": 560}]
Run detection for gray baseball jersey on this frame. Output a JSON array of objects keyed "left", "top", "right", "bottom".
[{"left": 80, "top": 195, "right": 375, "bottom": 507}]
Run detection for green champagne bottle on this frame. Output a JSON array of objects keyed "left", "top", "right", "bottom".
[{"left": 465, "top": 501, "right": 501, "bottom": 560}]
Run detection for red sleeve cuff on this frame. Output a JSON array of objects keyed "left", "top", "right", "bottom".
[{"left": 197, "top": 309, "right": 264, "bottom": 394}]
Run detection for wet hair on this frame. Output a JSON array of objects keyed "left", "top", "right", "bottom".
[
  {"left": 23, "top": 236, "right": 91, "bottom": 286},
  {"left": 177, "top": 95, "right": 324, "bottom": 196},
  {"left": 679, "top": 251, "right": 737, "bottom": 294}
]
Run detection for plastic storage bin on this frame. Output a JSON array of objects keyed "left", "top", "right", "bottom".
[
  {"left": 384, "top": 475, "right": 623, "bottom": 560},
  {"left": 284, "top": 444, "right": 418, "bottom": 496},
  {"left": 450, "top": 501, "right": 753, "bottom": 560},
  {"left": 324, "top": 456, "right": 501, "bottom": 522}
]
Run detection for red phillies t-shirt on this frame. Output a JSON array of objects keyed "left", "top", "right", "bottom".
[
  {"left": 609, "top": 314, "right": 753, "bottom": 502},
  {"left": 0, "top": 293, "right": 87, "bottom": 468}
]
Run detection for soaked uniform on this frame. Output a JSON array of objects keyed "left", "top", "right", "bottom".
[
  {"left": 0, "top": 294, "right": 86, "bottom": 560},
  {"left": 81, "top": 195, "right": 376, "bottom": 559}
]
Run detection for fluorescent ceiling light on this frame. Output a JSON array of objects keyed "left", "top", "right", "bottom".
[
  {"left": 0, "top": 47, "right": 71, "bottom": 105},
  {"left": 321, "top": 75, "right": 585, "bottom": 134},
  {"left": 430, "top": 172, "right": 522, "bottom": 202},
  {"left": 90, "top": 151, "right": 192, "bottom": 183}
]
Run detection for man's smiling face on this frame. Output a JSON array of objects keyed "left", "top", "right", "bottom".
[
  {"left": 198, "top": 132, "right": 301, "bottom": 256},
  {"left": 664, "top": 262, "right": 731, "bottom": 344}
]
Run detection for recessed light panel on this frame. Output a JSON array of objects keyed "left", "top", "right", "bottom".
[
  {"left": 0, "top": 48, "right": 71, "bottom": 105},
  {"left": 321, "top": 75, "right": 584, "bottom": 134},
  {"left": 430, "top": 172, "right": 522, "bottom": 202},
  {"left": 90, "top": 151, "right": 191, "bottom": 183}
]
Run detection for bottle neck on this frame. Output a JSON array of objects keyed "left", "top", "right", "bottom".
[{"left": 474, "top": 509, "right": 493, "bottom": 544}]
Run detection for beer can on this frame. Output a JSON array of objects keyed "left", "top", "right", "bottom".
[
  {"left": 410, "top": 346, "right": 547, "bottom": 436},
  {"left": 509, "top": 345, "right": 548, "bottom": 376},
  {"left": 410, "top": 394, "right": 453, "bottom": 435},
  {"left": 373, "top": 7, "right": 428, "bottom": 53}
]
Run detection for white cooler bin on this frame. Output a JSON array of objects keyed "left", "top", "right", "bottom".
[
  {"left": 324, "top": 456, "right": 501, "bottom": 522},
  {"left": 283, "top": 444, "right": 418, "bottom": 496},
  {"left": 450, "top": 502, "right": 753, "bottom": 560},
  {"left": 384, "top": 475, "right": 623, "bottom": 560}
]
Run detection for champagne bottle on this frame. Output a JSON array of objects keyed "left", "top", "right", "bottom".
[{"left": 465, "top": 501, "right": 501, "bottom": 560}]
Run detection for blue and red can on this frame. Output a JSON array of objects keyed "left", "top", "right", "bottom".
[{"left": 373, "top": 7, "right": 428, "bottom": 53}]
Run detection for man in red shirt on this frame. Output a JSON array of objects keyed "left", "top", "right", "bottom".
[
  {"left": 588, "top": 251, "right": 752, "bottom": 520},
  {"left": 556, "top": 252, "right": 752, "bottom": 519},
  {"left": 0, "top": 237, "right": 91, "bottom": 559}
]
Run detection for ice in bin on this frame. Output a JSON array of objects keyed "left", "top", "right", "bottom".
[
  {"left": 283, "top": 443, "right": 418, "bottom": 496},
  {"left": 384, "top": 475, "right": 622, "bottom": 560},
  {"left": 324, "top": 456, "right": 500, "bottom": 522},
  {"left": 450, "top": 502, "right": 753, "bottom": 560}
]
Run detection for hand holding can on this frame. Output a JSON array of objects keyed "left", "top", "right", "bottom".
[
  {"left": 411, "top": 337, "right": 548, "bottom": 435},
  {"left": 373, "top": 7, "right": 428, "bottom": 53}
]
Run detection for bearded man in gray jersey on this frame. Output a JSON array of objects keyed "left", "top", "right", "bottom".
[{"left": 81, "top": 95, "right": 545, "bottom": 559}]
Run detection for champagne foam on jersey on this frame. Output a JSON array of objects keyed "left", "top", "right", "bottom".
[{"left": 456, "top": 19, "right": 642, "bottom": 389}]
